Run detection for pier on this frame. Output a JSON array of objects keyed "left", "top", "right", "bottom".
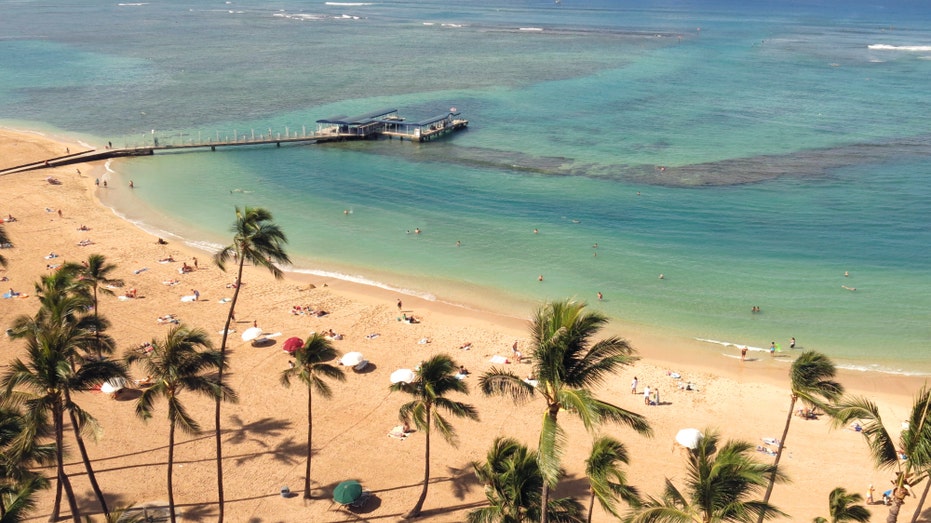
[{"left": 0, "top": 107, "right": 468, "bottom": 175}]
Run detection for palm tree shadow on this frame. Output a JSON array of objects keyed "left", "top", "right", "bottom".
[
  {"left": 554, "top": 472, "right": 590, "bottom": 500},
  {"left": 114, "top": 388, "right": 142, "bottom": 401},
  {"left": 224, "top": 415, "right": 293, "bottom": 447},
  {"left": 234, "top": 435, "right": 305, "bottom": 466},
  {"left": 446, "top": 462, "right": 480, "bottom": 500}
]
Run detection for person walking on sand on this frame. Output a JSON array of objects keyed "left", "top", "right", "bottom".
[
  {"left": 192, "top": 289, "right": 200, "bottom": 301},
  {"left": 642, "top": 385, "right": 651, "bottom": 406},
  {"left": 397, "top": 298, "right": 402, "bottom": 311},
  {"left": 790, "top": 336, "right": 796, "bottom": 349},
  {"left": 741, "top": 346, "right": 748, "bottom": 360},
  {"left": 654, "top": 388, "right": 660, "bottom": 406},
  {"left": 631, "top": 376, "right": 638, "bottom": 394},
  {"left": 769, "top": 342, "right": 776, "bottom": 356}
]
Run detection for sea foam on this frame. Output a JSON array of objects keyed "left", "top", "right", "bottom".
[{"left": 868, "top": 44, "right": 931, "bottom": 52}]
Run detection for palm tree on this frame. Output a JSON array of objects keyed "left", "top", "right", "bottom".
[
  {"left": 74, "top": 254, "right": 123, "bottom": 356},
  {"left": 212, "top": 206, "right": 289, "bottom": 523},
  {"left": 0, "top": 476, "right": 44, "bottom": 523},
  {"left": 390, "top": 354, "right": 478, "bottom": 518},
  {"left": 4, "top": 291, "right": 125, "bottom": 523},
  {"left": 279, "top": 333, "right": 345, "bottom": 500},
  {"left": 758, "top": 351, "right": 844, "bottom": 522},
  {"left": 468, "top": 437, "right": 584, "bottom": 523},
  {"left": 128, "top": 325, "right": 235, "bottom": 523},
  {"left": 19, "top": 270, "right": 121, "bottom": 518},
  {"left": 831, "top": 387, "right": 931, "bottom": 523},
  {"left": 812, "top": 487, "right": 870, "bottom": 523},
  {"left": 627, "top": 429, "right": 787, "bottom": 523},
  {"left": 0, "top": 406, "right": 53, "bottom": 519},
  {"left": 585, "top": 435, "right": 638, "bottom": 523},
  {"left": 479, "top": 299, "right": 651, "bottom": 523}
]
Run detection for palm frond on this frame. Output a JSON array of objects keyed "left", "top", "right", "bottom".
[{"left": 830, "top": 395, "right": 898, "bottom": 469}]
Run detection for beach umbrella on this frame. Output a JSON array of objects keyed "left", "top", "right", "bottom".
[
  {"left": 390, "top": 368, "right": 415, "bottom": 384},
  {"left": 241, "top": 326, "right": 263, "bottom": 342},
  {"left": 340, "top": 352, "right": 364, "bottom": 367},
  {"left": 333, "top": 480, "right": 362, "bottom": 505},
  {"left": 675, "top": 428, "right": 703, "bottom": 450},
  {"left": 282, "top": 336, "right": 303, "bottom": 354},
  {"left": 100, "top": 377, "right": 127, "bottom": 394}
]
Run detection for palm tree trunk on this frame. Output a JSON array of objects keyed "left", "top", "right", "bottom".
[
  {"left": 65, "top": 390, "right": 109, "bottom": 516},
  {"left": 51, "top": 473, "right": 62, "bottom": 522},
  {"left": 888, "top": 499, "right": 902, "bottom": 523},
  {"left": 303, "top": 387, "right": 313, "bottom": 499},
  {"left": 757, "top": 395, "right": 796, "bottom": 523},
  {"left": 587, "top": 490, "right": 595, "bottom": 523},
  {"left": 53, "top": 403, "right": 81, "bottom": 522},
  {"left": 168, "top": 420, "right": 177, "bottom": 523},
  {"left": 910, "top": 478, "right": 930, "bottom": 523},
  {"left": 93, "top": 286, "right": 101, "bottom": 356},
  {"left": 213, "top": 257, "right": 245, "bottom": 523},
  {"left": 408, "top": 408, "right": 431, "bottom": 518},
  {"left": 540, "top": 407, "right": 559, "bottom": 523}
]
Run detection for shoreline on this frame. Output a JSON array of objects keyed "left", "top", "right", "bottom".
[
  {"left": 91, "top": 151, "right": 930, "bottom": 380},
  {"left": 1, "top": 127, "right": 924, "bottom": 522}
]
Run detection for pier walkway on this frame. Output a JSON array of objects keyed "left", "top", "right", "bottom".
[{"left": 0, "top": 107, "right": 468, "bottom": 176}]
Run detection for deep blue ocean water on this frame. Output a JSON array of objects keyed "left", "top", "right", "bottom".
[{"left": 1, "top": 0, "right": 929, "bottom": 373}]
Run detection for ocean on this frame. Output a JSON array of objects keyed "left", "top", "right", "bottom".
[{"left": 1, "top": 0, "right": 929, "bottom": 373}]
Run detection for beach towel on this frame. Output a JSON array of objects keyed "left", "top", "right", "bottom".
[
  {"left": 365, "top": 333, "right": 380, "bottom": 339},
  {"left": 387, "top": 426, "right": 408, "bottom": 440},
  {"left": 181, "top": 295, "right": 196, "bottom": 302},
  {"left": 133, "top": 267, "right": 148, "bottom": 275},
  {"left": 489, "top": 355, "right": 509, "bottom": 365}
]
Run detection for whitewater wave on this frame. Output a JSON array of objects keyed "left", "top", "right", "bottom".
[
  {"left": 868, "top": 44, "right": 931, "bottom": 52},
  {"left": 695, "top": 338, "right": 930, "bottom": 376},
  {"left": 325, "top": 2, "right": 373, "bottom": 5},
  {"left": 695, "top": 337, "right": 766, "bottom": 352},
  {"left": 286, "top": 267, "right": 437, "bottom": 302}
]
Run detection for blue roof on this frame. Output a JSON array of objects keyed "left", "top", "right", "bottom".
[
  {"left": 412, "top": 112, "right": 459, "bottom": 126},
  {"left": 317, "top": 108, "right": 398, "bottom": 125}
]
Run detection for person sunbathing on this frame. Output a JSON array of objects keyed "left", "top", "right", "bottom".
[{"left": 159, "top": 256, "right": 175, "bottom": 263}]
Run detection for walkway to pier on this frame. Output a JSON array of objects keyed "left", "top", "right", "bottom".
[{"left": 0, "top": 107, "right": 468, "bottom": 175}]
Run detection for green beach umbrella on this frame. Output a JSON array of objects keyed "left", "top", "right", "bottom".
[{"left": 333, "top": 480, "right": 363, "bottom": 505}]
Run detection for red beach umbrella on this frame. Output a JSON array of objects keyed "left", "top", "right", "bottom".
[{"left": 282, "top": 336, "right": 304, "bottom": 354}]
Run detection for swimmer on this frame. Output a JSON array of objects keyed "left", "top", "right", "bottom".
[
  {"left": 844, "top": 271, "right": 849, "bottom": 277},
  {"left": 414, "top": 228, "right": 421, "bottom": 234},
  {"left": 658, "top": 273, "right": 664, "bottom": 280},
  {"left": 129, "top": 180, "right": 134, "bottom": 188},
  {"left": 533, "top": 228, "right": 538, "bottom": 234},
  {"left": 538, "top": 274, "right": 544, "bottom": 282},
  {"left": 597, "top": 291, "right": 603, "bottom": 300},
  {"left": 842, "top": 285, "right": 856, "bottom": 291},
  {"left": 456, "top": 240, "right": 461, "bottom": 247}
]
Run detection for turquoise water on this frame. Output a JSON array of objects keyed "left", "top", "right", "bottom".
[{"left": 1, "top": 0, "right": 929, "bottom": 373}]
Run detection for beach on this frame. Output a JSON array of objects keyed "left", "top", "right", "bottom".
[{"left": 0, "top": 128, "right": 924, "bottom": 522}]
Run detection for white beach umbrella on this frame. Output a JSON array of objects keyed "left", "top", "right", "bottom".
[
  {"left": 241, "top": 326, "right": 263, "bottom": 342},
  {"left": 390, "top": 368, "right": 416, "bottom": 384},
  {"left": 675, "top": 428, "right": 703, "bottom": 450},
  {"left": 340, "top": 352, "right": 365, "bottom": 367},
  {"left": 100, "top": 377, "right": 127, "bottom": 395}
]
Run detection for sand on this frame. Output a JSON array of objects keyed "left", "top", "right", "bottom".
[{"left": 0, "top": 128, "right": 923, "bottom": 522}]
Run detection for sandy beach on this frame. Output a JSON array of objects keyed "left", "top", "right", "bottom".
[{"left": 0, "top": 128, "right": 924, "bottom": 522}]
